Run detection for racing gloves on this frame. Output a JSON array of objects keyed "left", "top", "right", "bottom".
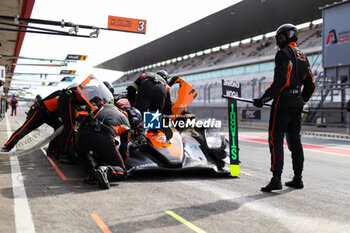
[
  {"left": 253, "top": 95, "right": 270, "bottom": 108},
  {"left": 253, "top": 98, "right": 264, "bottom": 108}
]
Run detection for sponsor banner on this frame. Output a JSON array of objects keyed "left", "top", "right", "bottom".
[
  {"left": 323, "top": 1, "right": 350, "bottom": 67},
  {"left": 60, "top": 70, "right": 76, "bottom": 75},
  {"left": 48, "top": 82, "right": 58, "bottom": 86},
  {"left": 242, "top": 109, "right": 261, "bottom": 120},
  {"left": 65, "top": 54, "right": 87, "bottom": 61},
  {"left": 61, "top": 76, "right": 76, "bottom": 82},
  {"left": 108, "top": 15, "right": 146, "bottom": 34}
]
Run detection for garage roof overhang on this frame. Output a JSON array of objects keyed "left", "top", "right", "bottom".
[{"left": 0, "top": 0, "right": 36, "bottom": 93}]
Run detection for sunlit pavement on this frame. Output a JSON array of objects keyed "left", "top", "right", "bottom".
[{"left": 0, "top": 108, "right": 349, "bottom": 233}]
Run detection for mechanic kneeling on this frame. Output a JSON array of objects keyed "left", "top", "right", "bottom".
[{"left": 77, "top": 103, "right": 141, "bottom": 189}]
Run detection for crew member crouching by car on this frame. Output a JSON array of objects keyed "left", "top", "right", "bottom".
[{"left": 77, "top": 103, "right": 142, "bottom": 189}]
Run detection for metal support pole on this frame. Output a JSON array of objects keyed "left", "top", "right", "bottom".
[
  {"left": 258, "top": 76, "right": 266, "bottom": 97},
  {"left": 321, "top": 70, "right": 326, "bottom": 125},
  {"left": 207, "top": 83, "right": 213, "bottom": 104},
  {"left": 251, "top": 78, "right": 257, "bottom": 99}
]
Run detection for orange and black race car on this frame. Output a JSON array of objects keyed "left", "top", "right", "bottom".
[
  {"left": 0, "top": 76, "right": 230, "bottom": 177},
  {"left": 122, "top": 76, "right": 230, "bottom": 175},
  {"left": 74, "top": 75, "right": 231, "bottom": 176}
]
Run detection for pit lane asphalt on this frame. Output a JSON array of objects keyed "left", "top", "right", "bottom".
[{"left": 0, "top": 107, "right": 349, "bottom": 233}]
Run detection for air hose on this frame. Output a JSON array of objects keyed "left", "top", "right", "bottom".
[{"left": 0, "top": 126, "right": 63, "bottom": 158}]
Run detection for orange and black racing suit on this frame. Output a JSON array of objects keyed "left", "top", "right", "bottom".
[
  {"left": 77, "top": 104, "right": 131, "bottom": 178},
  {"left": 3, "top": 90, "right": 62, "bottom": 152},
  {"left": 260, "top": 42, "right": 316, "bottom": 177},
  {"left": 57, "top": 87, "right": 86, "bottom": 156}
]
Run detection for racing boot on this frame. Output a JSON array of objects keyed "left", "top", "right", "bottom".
[
  {"left": 1, "top": 147, "right": 9, "bottom": 152},
  {"left": 84, "top": 171, "right": 97, "bottom": 185},
  {"left": 94, "top": 166, "right": 110, "bottom": 189},
  {"left": 285, "top": 176, "right": 304, "bottom": 189},
  {"left": 261, "top": 176, "right": 282, "bottom": 192}
]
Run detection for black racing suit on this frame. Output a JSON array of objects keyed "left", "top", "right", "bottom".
[
  {"left": 127, "top": 72, "right": 172, "bottom": 116},
  {"left": 260, "top": 42, "right": 315, "bottom": 177},
  {"left": 127, "top": 72, "right": 172, "bottom": 138},
  {"left": 3, "top": 90, "right": 62, "bottom": 152},
  {"left": 57, "top": 87, "right": 85, "bottom": 156},
  {"left": 77, "top": 104, "right": 131, "bottom": 179}
]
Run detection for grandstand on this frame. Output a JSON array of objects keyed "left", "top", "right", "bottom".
[
  {"left": 109, "top": 24, "right": 325, "bottom": 123},
  {"left": 113, "top": 25, "right": 322, "bottom": 80},
  {"left": 112, "top": 24, "right": 323, "bottom": 100},
  {"left": 99, "top": 0, "right": 349, "bottom": 128}
]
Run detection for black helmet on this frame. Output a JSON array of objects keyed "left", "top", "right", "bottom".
[
  {"left": 156, "top": 70, "right": 170, "bottom": 82},
  {"left": 35, "top": 95, "right": 42, "bottom": 102},
  {"left": 127, "top": 107, "right": 142, "bottom": 129},
  {"left": 103, "top": 81, "right": 114, "bottom": 95},
  {"left": 275, "top": 23, "right": 298, "bottom": 49}
]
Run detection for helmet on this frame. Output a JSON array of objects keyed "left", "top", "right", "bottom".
[
  {"left": 115, "top": 98, "right": 131, "bottom": 111},
  {"left": 35, "top": 95, "right": 42, "bottom": 102},
  {"left": 275, "top": 23, "right": 298, "bottom": 49},
  {"left": 127, "top": 107, "right": 142, "bottom": 129},
  {"left": 103, "top": 81, "right": 114, "bottom": 95},
  {"left": 156, "top": 70, "right": 170, "bottom": 82}
]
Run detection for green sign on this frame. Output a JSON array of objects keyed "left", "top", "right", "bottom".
[
  {"left": 222, "top": 79, "right": 241, "bottom": 176},
  {"left": 229, "top": 102, "right": 237, "bottom": 160}
]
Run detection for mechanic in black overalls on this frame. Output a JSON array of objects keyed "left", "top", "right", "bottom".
[
  {"left": 77, "top": 103, "right": 142, "bottom": 189},
  {"left": 127, "top": 70, "right": 172, "bottom": 145},
  {"left": 253, "top": 24, "right": 316, "bottom": 192},
  {"left": 1, "top": 90, "right": 62, "bottom": 154},
  {"left": 57, "top": 85, "right": 87, "bottom": 164}
]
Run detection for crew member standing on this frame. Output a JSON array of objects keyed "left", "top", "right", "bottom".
[
  {"left": 253, "top": 23, "right": 316, "bottom": 192},
  {"left": 10, "top": 95, "right": 18, "bottom": 116},
  {"left": 57, "top": 86, "right": 86, "bottom": 163}
]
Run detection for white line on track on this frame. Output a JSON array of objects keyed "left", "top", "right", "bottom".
[{"left": 6, "top": 114, "right": 36, "bottom": 233}]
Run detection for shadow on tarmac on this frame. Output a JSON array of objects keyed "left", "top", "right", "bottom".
[
  {"left": 107, "top": 188, "right": 295, "bottom": 233},
  {"left": 126, "top": 169, "right": 233, "bottom": 183},
  {"left": 0, "top": 148, "right": 234, "bottom": 199}
]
